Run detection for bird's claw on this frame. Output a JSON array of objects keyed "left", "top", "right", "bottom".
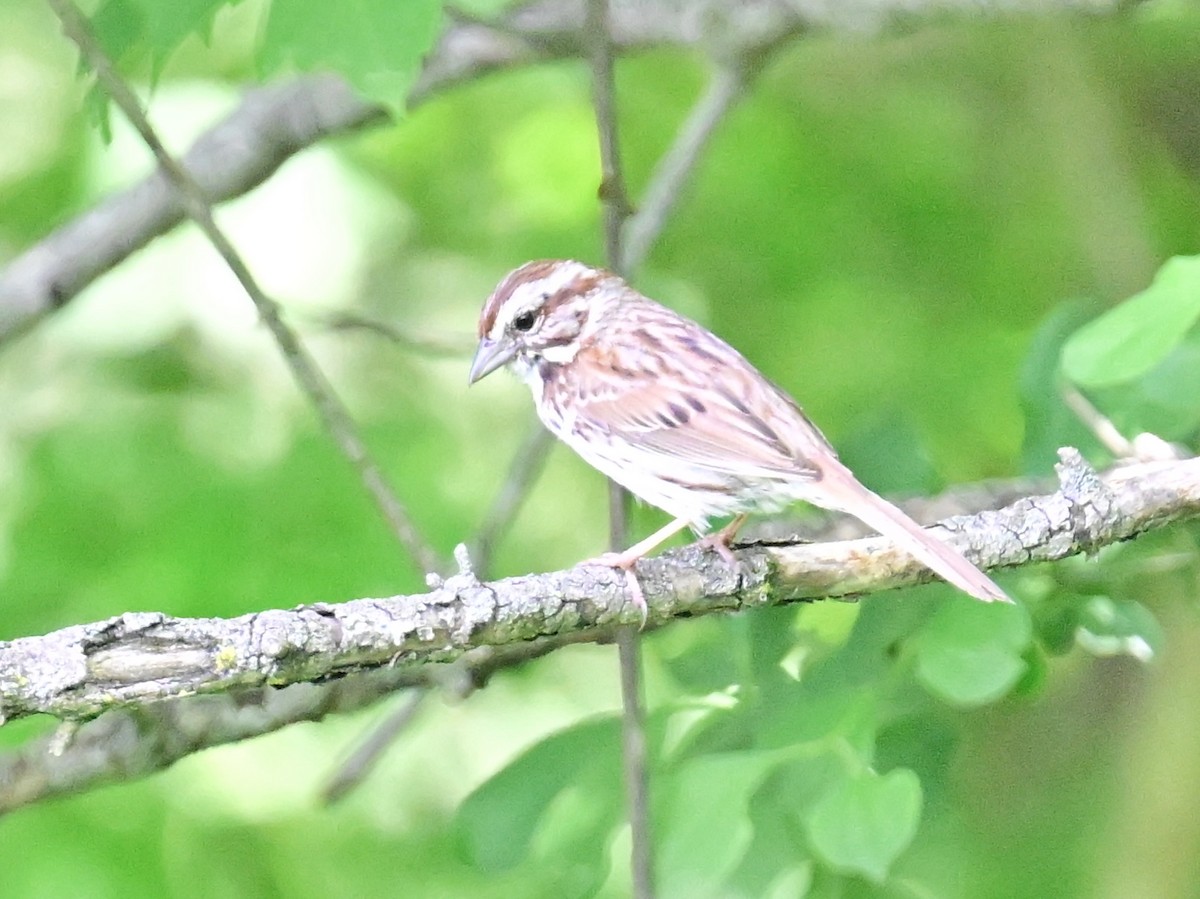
[
  {"left": 583, "top": 553, "right": 648, "bottom": 626},
  {"left": 696, "top": 532, "right": 741, "bottom": 568},
  {"left": 695, "top": 513, "right": 748, "bottom": 570}
]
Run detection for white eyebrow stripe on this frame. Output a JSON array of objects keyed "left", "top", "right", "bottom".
[{"left": 488, "top": 260, "right": 591, "bottom": 339}]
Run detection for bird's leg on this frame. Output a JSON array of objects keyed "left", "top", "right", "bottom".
[
  {"left": 584, "top": 516, "right": 694, "bottom": 618},
  {"left": 590, "top": 516, "right": 695, "bottom": 569},
  {"left": 696, "top": 513, "right": 748, "bottom": 567}
]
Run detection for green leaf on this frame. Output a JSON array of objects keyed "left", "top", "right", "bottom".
[
  {"left": 260, "top": 0, "right": 444, "bottom": 114},
  {"left": 804, "top": 768, "right": 923, "bottom": 883},
  {"left": 1075, "top": 597, "right": 1162, "bottom": 662},
  {"left": 913, "top": 600, "right": 1032, "bottom": 707},
  {"left": 91, "top": 0, "right": 239, "bottom": 69},
  {"left": 143, "top": 0, "right": 235, "bottom": 67},
  {"left": 84, "top": 0, "right": 243, "bottom": 131},
  {"left": 90, "top": 0, "right": 147, "bottom": 66},
  {"left": 760, "top": 682, "right": 878, "bottom": 755},
  {"left": 1097, "top": 330, "right": 1200, "bottom": 441},
  {"left": 1061, "top": 255, "right": 1200, "bottom": 387},
  {"left": 526, "top": 781, "right": 624, "bottom": 896},
  {"left": 657, "top": 750, "right": 793, "bottom": 899},
  {"left": 456, "top": 716, "right": 621, "bottom": 872},
  {"left": 1033, "top": 593, "right": 1084, "bottom": 656},
  {"left": 725, "top": 780, "right": 816, "bottom": 899}
]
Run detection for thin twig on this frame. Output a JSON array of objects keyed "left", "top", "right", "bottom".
[
  {"left": 46, "top": 0, "right": 440, "bottom": 576},
  {"left": 324, "top": 311, "right": 476, "bottom": 358},
  {"left": 621, "top": 65, "right": 748, "bottom": 272},
  {"left": 1061, "top": 384, "right": 1186, "bottom": 462},
  {"left": 321, "top": 690, "right": 426, "bottom": 804},
  {"left": 586, "top": 0, "right": 656, "bottom": 895},
  {"left": 588, "top": 0, "right": 634, "bottom": 266},
  {"left": 469, "top": 425, "right": 557, "bottom": 577}
]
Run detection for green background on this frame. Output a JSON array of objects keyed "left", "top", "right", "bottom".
[{"left": 1, "top": 0, "right": 1199, "bottom": 896}]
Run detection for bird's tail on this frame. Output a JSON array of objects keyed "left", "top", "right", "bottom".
[{"left": 818, "top": 463, "right": 1010, "bottom": 603}]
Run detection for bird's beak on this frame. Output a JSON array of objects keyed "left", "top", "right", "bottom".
[{"left": 469, "top": 337, "right": 516, "bottom": 384}]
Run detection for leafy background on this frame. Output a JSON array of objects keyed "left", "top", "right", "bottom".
[{"left": 1, "top": 0, "right": 1200, "bottom": 896}]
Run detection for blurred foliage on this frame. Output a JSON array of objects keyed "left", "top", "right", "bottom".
[
  {"left": 1, "top": 0, "right": 1200, "bottom": 897},
  {"left": 89, "top": 0, "right": 443, "bottom": 113}
]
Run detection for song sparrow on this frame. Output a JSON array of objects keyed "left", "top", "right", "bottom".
[{"left": 470, "top": 260, "right": 1009, "bottom": 611}]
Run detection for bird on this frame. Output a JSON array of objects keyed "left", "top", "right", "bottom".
[{"left": 469, "top": 259, "right": 1009, "bottom": 612}]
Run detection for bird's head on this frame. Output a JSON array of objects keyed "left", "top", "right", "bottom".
[{"left": 469, "top": 259, "right": 618, "bottom": 384}]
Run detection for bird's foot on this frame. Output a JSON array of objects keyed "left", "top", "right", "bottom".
[
  {"left": 696, "top": 532, "right": 740, "bottom": 567},
  {"left": 696, "top": 513, "right": 749, "bottom": 569},
  {"left": 584, "top": 551, "right": 648, "bottom": 626}
]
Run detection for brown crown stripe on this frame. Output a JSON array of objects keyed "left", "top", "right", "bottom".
[
  {"left": 478, "top": 261, "right": 614, "bottom": 336},
  {"left": 479, "top": 260, "right": 554, "bottom": 336},
  {"left": 546, "top": 271, "right": 605, "bottom": 313}
]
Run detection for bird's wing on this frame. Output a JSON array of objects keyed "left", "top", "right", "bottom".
[{"left": 553, "top": 303, "right": 831, "bottom": 482}]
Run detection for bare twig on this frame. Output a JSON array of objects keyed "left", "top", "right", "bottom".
[
  {"left": 321, "top": 690, "right": 426, "bottom": 804},
  {"left": 588, "top": 0, "right": 634, "bottom": 263},
  {"left": 621, "top": 65, "right": 748, "bottom": 272},
  {"left": 46, "top": 0, "right": 440, "bottom": 575},
  {"left": 1062, "top": 384, "right": 1187, "bottom": 462},
  {"left": 469, "top": 425, "right": 557, "bottom": 577},
  {"left": 324, "top": 311, "right": 476, "bottom": 358},
  {"left": 613, "top": 607, "right": 654, "bottom": 892},
  {"left": 587, "top": 0, "right": 655, "bottom": 892}
]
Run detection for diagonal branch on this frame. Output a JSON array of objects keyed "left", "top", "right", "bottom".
[
  {"left": 469, "top": 424, "right": 557, "bottom": 578},
  {"left": 15, "top": 0, "right": 1134, "bottom": 341},
  {"left": 620, "top": 64, "right": 749, "bottom": 272},
  {"left": 46, "top": 0, "right": 440, "bottom": 575},
  {"left": 0, "top": 0, "right": 809, "bottom": 343}
]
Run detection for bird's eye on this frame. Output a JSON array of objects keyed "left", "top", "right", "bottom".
[{"left": 512, "top": 311, "right": 537, "bottom": 332}]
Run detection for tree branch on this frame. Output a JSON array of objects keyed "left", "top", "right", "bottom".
[
  {"left": 0, "top": 0, "right": 1125, "bottom": 342},
  {"left": 0, "top": 632, "right": 588, "bottom": 814},
  {"left": 2, "top": 450, "right": 1195, "bottom": 728},
  {"left": 1, "top": 449, "right": 1194, "bottom": 811},
  {"left": 0, "top": 0, "right": 798, "bottom": 342},
  {"left": 621, "top": 64, "right": 748, "bottom": 273}
]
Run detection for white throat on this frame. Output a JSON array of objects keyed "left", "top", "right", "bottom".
[
  {"left": 509, "top": 354, "right": 543, "bottom": 399},
  {"left": 539, "top": 342, "right": 581, "bottom": 364}
]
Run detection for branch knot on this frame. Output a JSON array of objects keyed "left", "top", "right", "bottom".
[{"left": 1055, "top": 446, "right": 1117, "bottom": 556}]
